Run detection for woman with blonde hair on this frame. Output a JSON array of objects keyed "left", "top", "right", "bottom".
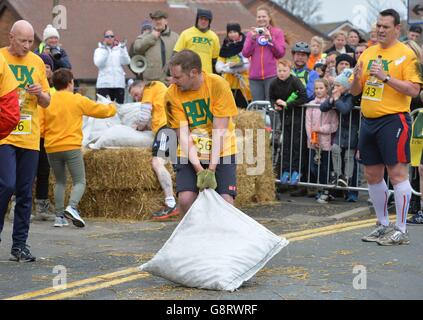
[
  {"left": 307, "top": 36, "right": 326, "bottom": 70},
  {"left": 324, "top": 31, "right": 355, "bottom": 56},
  {"left": 242, "top": 5, "right": 286, "bottom": 101}
]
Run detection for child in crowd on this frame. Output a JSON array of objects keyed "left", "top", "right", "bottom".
[
  {"left": 216, "top": 23, "right": 251, "bottom": 108},
  {"left": 320, "top": 68, "right": 360, "bottom": 202},
  {"left": 307, "top": 36, "right": 326, "bottom": 70},
  {"left": 269, "top": 59, "right": 308, "bottom": 184},
  {"left": 323, "top": 51, "right": 339, "bottom": 85},
  {"left": 306, "top": 79, "right": 338, "bottom": 203},
  {"left": 313, "top": 59, "right": 326, "bottom": 78},
  {"left": 367, "top": 24, "right": 378, "bottom": 47},
  {"left": 43, "top": 69, "right": 117, "bottom": 227}
]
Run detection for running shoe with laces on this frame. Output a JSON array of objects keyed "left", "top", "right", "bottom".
[
  {"left": 407, "top": 210, "right": 423, "bottom": 225},
  {"left": 64, "top": 206, "right": 85, "bottom": 228},
  {"left": 336, "top": 175, "right": 348, "bottom": 187},
  {"left": 33, "top": 199, "right": 55, "bottom": 222},
  {"left": 316, "top": 191, "right": 330, "bottom": 204},
  {"left": 9, "top": 245, "right": 36, "bottom": 262},
  {"left": 152, "top": 205, "right": 179, "bottom": 220},
  {"left": 53, "top": 216, "right": 69, "bottom": 228},
  {"left": 377, "top": 227, "right": 410, "bottom": 246},
  {"left": 361, "top": 222, "right": 394, "bottom": 242}
]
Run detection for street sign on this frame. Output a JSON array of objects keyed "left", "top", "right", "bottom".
[{"left": 408, "top": 0, "right": 423, "bottom": 25}]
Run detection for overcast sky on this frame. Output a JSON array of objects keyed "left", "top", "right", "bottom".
[{"left": 319, "top": 0, "right": 408, "bottom": 30}]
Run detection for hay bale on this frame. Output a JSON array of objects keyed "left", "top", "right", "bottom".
[
  {"left": 235, "top": 163, "right": 257, "bottom": 206},
  {"left": 83, "top": 148, "right": 165, "bottom": 191},
  {"left": 234, "top": 109, "right": 266, "bottom": 133},
  {"left": 236, "top": 132, "right": 276, "bottom": 206},
  {"left": 79, "top": 189, "right": 164, "bottom": 220},
  {"left": 254, "top": 141, "right": 275, "bottom": 202}
]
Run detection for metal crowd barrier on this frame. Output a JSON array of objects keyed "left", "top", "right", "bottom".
[{"left": 246, "top": 101, "right": 422, "bottom": 196}]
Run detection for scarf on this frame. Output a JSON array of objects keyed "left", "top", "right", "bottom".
[{"left": 219, "top": 33, "right": 246, "bottom": 58}]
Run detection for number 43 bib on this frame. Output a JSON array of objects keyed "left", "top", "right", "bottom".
[{"left": 362, "top": 80, "right": 384, "bottom": 102}]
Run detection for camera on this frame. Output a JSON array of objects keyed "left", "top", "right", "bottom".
[
  {"left": 46, "top": 45, "right": 62, "bottom": 60},
  {"left": 255, "top": 27, "right": 265, "bottom": 35}
]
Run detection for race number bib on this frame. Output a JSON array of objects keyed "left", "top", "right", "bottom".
[
  {"left": 11, "top": 114, "right": 32, "bottom": 135},
  {"left": 192, "top": 134, "right": 212, "bottom": 157},
  {"left": 362, "top": 81, "right": 384, "bottom": 102}
]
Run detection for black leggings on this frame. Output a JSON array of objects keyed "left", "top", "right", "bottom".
[
  {"left": 36, "top": 138, "right": 50, "bottom": 200},
  {"left": 96, "top": 88, "right": 125, "bottom": 104}
]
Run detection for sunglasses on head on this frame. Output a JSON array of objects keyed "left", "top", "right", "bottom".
[{"left": 104, "top": 35, "right": 115, "bottom": 38}]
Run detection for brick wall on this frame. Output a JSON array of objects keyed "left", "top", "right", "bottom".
[
  {"left": 0, "top": 7, "right": 16, "bottom": 47},
  {"left": 0, "top": 7, "right": 41, "bottom": 49}
]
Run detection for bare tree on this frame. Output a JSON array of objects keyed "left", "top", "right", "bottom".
[{"left": 273, "top": 0, "right": 323, "bottom": 24}]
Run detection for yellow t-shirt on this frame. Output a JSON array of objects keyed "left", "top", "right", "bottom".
[
  {"left": 0, "top": 53, "right": 19, "bottom": 97},
  {"left": 43, "top": 90, "right": 117, "bottom": 153},
  {"left": 173, "top": 27, "right": 220, "bottom": 74},
  {"left": 39, "top": 87, "right": 56, "bottom": 138},
  {"left": 141, "top": 81, "right": 167, "bottom": 134},
  {"left": 165, "top": 72, "right": 238, "bottom": 160},
  {"left": 357, "top": 42, "right": 423, "bottom": 118},
  {"left": 0, "top": 48, "right": 50, "bottom": 150}
]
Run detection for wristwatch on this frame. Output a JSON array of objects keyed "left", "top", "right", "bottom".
[{"left": 383, "top": 75, "right": 391, "bottom": 83}]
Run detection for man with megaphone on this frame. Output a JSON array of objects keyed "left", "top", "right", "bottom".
[
  {"left": 94, "top": 30, "right": 131, "bottom": 104},
  {"left": 134, "top": 10, "right": 179, "bottom": 85}
]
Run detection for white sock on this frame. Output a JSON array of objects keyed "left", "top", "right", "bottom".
[
  {"left": 368, "top": 180, "right": 389, "bottom": 226},
  {"left": 393, "top": 180, "right": 411, "bottom": 233},
  {"left": 165, "top": 196, "right": 176, "bottom": 208}
]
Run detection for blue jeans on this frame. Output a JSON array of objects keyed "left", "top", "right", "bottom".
[{"left": 0, "top": 145, "right": 39, "bottom": 248}]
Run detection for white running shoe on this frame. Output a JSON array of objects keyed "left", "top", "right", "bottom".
[
  {"left": 53, "top": 216, "right": 69, "bottom": 228},
  {"left": 64, "top": 206, "right": 85, "bottom": 228}
]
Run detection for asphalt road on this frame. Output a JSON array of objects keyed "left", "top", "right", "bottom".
[{"left": 0, "top": 194, "right": 422, "bottom": 300}]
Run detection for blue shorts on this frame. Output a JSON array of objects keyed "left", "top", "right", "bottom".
[{"left": 358, "top": 113, "right": 411, "bottom": 166}]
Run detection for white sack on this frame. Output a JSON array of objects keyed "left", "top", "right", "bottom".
[
  {"left": 140, "top": 189, "right": 289, "bottom": 292},
  {"left": 82, "top": 114, "right": 122, "bottom": 147},
  {"left": 118, "top": 102, "right": 152, "bottom": 128},
  {"left": 88, "top": 125, "right": 154, "bottom": 149}
]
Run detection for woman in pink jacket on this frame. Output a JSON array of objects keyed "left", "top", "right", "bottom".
[
  {"left": 242, "top": 6, "right": 286, "bottom": 101},
  {"left": 306, "top": 78, "right": 338, "bottom": 204}
]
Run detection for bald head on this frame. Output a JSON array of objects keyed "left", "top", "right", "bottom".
[
  {"left": 9, "top": 20, "right": 35, "bottom": 57},
  {"left": 11, "top": 20, "right": 34, "bottom": 36}
]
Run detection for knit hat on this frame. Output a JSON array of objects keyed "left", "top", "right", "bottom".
[
  {"left": 334, "top": 68, "right": 353, "bottom": 90},
  {"left": 336, "top": 53, "right": 356, "bottom": 69},
  {"left": 43, "top": 24, "right": 60, "bottom": 42},
  {"left": 38, "top": 53, "right": 54, "bottom": 70},
  {"left": 226, "top": 23, "right": 241, "bottom": 35},
  {"left": 196, "top": 8, "right": 213, "bottom": 30},
  {"left": 141, "top": 20, "right": 153, "bottom": 33},
  {"left": 197, "top": 8, "right": 213, "bottom": 21}
]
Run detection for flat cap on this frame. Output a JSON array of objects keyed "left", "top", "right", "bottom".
[{"left": 150, "top": 10, "right": 168, "bottom": 19}]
